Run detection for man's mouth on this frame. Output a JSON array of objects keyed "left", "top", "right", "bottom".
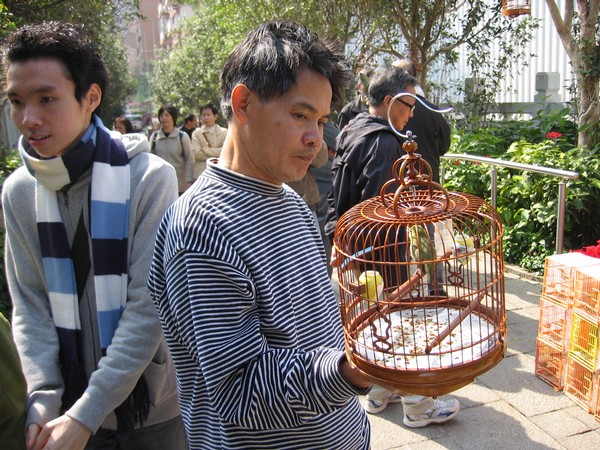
[
  {"left": 299, "top": 154, "right": 315, "bottom": 163},
  {"left": 29, "top": 134, "right": 50, "bottom": 142}
]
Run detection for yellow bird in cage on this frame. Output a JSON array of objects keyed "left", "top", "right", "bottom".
[{"left": 358, "top": 270, "right": 384, "bottom": 302}]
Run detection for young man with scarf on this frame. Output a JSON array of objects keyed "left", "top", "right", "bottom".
[{"left": 2, "top": 22, "right": 185, "bottom": 450}]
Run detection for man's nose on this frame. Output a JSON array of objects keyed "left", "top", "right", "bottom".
[
  {"left": 304, "top": 123, "right": 323, "bottom": 148},
  {"left": 21, "top": 105, "right": 42, "bottom": 128}
]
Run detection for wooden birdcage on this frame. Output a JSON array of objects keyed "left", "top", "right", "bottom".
[
  {"left": 501, "top": 0, "right": 531, "bottom": 17},
  {"left": 333, "top": 114, "right": 507, "bottom": 396}
]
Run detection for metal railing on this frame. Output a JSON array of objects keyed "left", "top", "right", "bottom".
[{"left": 440, "top": 154, "right": 579, "bottom": 254}]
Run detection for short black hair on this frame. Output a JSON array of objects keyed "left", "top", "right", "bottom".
[
  {"left": 3, "top": 21, "right": 109, "bottom": 110},
  {"left": 220, "top": 21, "right": 351, "bottom": 120},
  {"left": 184, "top": 113, "right": 197, "bottom": 123},
  {"left": 158, "top": 105, "right": 179, "bottom": 124},
  {"left": 367, "top": 65, "right": 418, "bottom": 107},
  {"left": 200, "top": 103, "right": 219, "bottom": 116}
]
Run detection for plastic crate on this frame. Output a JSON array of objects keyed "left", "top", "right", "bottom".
[
  {"left": 568, "top": 313, "right": 599, "bottom": 371},
  {"left": 537, "top": 295, "right": 570, "bottom": 348},
  {"left": 573, "top": 265, "right": 600, "bottom": 324},
  {"left": 542, "top": 253, "right": 600, "bottom": 307},
  {"left": 564, "top": 354, "right": 596, "bottom": 413},
  {"left": 535, "top": 336, "right": 566, "bottom": 390}
]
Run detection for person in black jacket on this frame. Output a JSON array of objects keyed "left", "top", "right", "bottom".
[
  {"left": 325, "top": 64, "right": 460, "bottom": 428},
  {"left": 180, "top": 113, "right": 198, "bottom": 139},
  {"left": 325, "top": 66, "right": 417, "bottom": 242},
  {"left": 393, "top": 57, "right": 451, "bottom": 184}
]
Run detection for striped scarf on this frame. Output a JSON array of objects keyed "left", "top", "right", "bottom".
[{"left": 21, "top": 116, "right": 149, "bottom": 429}]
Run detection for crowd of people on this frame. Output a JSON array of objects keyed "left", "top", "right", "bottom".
[{"left": 1, "top": 18, "right": 457, "bottom": 450}]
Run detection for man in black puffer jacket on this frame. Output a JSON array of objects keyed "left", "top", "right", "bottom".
[{"left": 325, "top": 64, "right": 461, "bottom": 428}]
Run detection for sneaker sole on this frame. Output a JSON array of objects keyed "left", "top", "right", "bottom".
[
  {"left": 402, "top": 409, "right": 459, "bottom": 428},
  {"left": 364, "top": 396, "right": 403, "bottom": 414}
]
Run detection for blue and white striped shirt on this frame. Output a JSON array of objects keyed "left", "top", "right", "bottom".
[{"left": 148, "top": 162, "right": 370, "bottom": 449}]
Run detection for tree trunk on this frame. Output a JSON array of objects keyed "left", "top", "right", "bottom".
[
  {"left": 577, "top": 68, "right": 600, "bottom": 150},
  {"left": 545, "top": 0, "right": 600, "bottom": 151},
  {"left": 576, "top": 0, "right": 600, "bottom": 150}
]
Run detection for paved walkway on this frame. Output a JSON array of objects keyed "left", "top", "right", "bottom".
[{"left": 334, "top": 270, "right": 600, "bottom": 449}]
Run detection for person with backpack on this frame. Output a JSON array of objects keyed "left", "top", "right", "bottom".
[{"left": 150, "top": 105, "right": 195, "bottom": 195}]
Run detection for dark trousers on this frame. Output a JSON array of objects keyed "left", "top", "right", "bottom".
[{"left": 85, "top": 416, "right": 187, "bottom": 450}]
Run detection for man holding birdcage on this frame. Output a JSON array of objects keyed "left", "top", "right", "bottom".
[{"left": 148, "top": 21, "right": 387, "bottom": 449}]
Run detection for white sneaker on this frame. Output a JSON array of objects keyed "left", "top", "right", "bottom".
[
  {"left": 403, "top": 397, "right": 460, "bottom": 428},
  {"left": 363, "top": 392, "right": 403, "bottom": 414}
]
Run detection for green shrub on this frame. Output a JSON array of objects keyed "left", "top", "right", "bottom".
[{"left": 442, "top": 111, "right": 598, "bottom": 275}]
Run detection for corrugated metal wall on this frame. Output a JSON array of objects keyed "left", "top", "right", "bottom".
[
  {"left": 463, "top": 0, "right": 573, "bottom": 103},
  {"left": 497, "top": 0, "right": 572, "bottom": 103}
]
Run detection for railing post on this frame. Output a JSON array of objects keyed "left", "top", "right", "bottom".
[
  {"left": 556, "top": 181, "right": 566, "bottom": 254},
  {"left": 490, "top": 167, "right": 497, "bottom": 210},
  {"left": 490, "top": 167, "right": 498, "bottom": 242}
]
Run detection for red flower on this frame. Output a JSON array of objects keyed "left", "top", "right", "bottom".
[
  {"left": 572, "top": 240, "right": 600, "bottom": 259},
  {"left": 546, "top": 131, "right": 563, "bottom": 140}
]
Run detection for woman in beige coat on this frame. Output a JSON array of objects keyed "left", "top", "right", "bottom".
[{"left": 191, "top": 103, "right": 228, "bottom": 179}]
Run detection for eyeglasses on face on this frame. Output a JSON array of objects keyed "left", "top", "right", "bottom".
[{"left": 397, "top": 98, "right": 416, "bottom": 113}]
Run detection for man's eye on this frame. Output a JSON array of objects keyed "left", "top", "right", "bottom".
[{"left": 41, "top": 97, "right": 53, "bottom": 103}]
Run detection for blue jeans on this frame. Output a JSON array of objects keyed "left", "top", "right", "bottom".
[{"left": 85, "top": 416, "right": 187, "bottom": 450}]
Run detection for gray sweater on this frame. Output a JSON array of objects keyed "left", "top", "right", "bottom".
[
  {"left": 3, "top": 132, "right": 181, "bottom": 432},
  {"left": 152, "top": 127, "right": 195, "bottom": 193}
]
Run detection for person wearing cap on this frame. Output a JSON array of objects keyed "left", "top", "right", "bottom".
[{"left": 392, "top": 57, "right": 450, "bottom": 184}]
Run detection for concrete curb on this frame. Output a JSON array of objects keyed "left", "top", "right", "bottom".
[{"left": 505, "top": 263, "right": 543, "bottom": 283}]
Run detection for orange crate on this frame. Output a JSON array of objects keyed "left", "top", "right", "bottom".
[
  {"left": 568, "top": 313, "right": 599, "bottom": 371},
  {"left": 537, "top": 295, "right": 570, "bottom": 348},
  {"left": 535, "top": 336, "right": 566, "bottom": 390},
  {"left": 542, "top": 253, "right": 600, "bottom": 307},
  {"left": 564, "top": 354, "right": 596, "bottom": 413},
  {"left": 573, "top": 265, "right": 600, "bottom": 324},
  {"left": 596, "top": 382, "right": 600, "bottom": 423}
]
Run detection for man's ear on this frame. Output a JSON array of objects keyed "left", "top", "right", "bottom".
[
  {"left": 230, "top": 84, "right": 251, "bottom": 125},
  {"left": 383, "top": 95, "right": 392, "bottom": 109},
  {"left": 85, "top": 83, "right": 102, "bottom": 112}
]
